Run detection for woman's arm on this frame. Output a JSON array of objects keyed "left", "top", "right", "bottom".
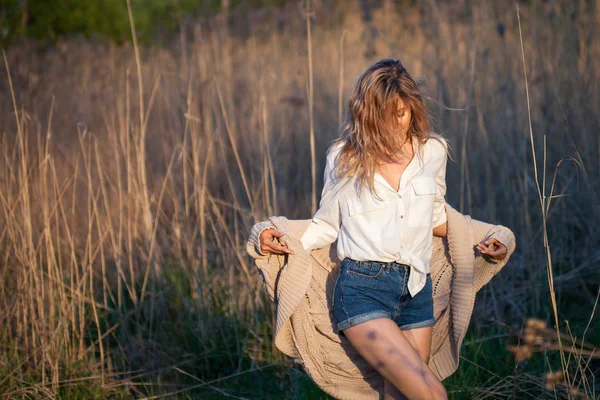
[
  {"left": 432, "top": 139, "right": 448, "bottom": 237},
  {"left": 253, "top": 148, "right": 343, "bottom": 256},
  {"left": 248, "top": 220, "right": 284, "bottom": 257},
  {"left": 476, "top": 237, "right": 507, "bottom": 259},
  {"left": 433, "top": 222, "right": 447, "bottom": 237},
  {"left": 300, "top": 148, "right": 343, "bottom": 252},
  {"left": 256, "top": 226, "right": 295, "bottom": 256},
  {"left": 473, "top": 221, "right": 516, "bottom": 261},
  {"left": 470, "top": 219, "right": 516, "bottom": 293}
]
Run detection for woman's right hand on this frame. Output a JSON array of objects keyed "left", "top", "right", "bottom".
[{"left": 259, "top": 228, "right": 295, "bottom": 255}]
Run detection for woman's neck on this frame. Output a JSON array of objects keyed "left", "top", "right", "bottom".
[{"left": 388, "top": 135, "right": 413, "bottom": 164}]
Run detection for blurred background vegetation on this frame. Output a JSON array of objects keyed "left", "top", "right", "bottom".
[
  {"left": 0, "top": 0, "right": 288, "bottom": 45},
  {"left": 0, "top": 0, "right": 599, "bottom": 399}
]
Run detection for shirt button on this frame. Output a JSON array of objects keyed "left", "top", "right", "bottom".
[{"left": 400, "top": 215, "right": 404, "bottom": 219}]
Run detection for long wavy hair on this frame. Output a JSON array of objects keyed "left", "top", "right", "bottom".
[{"left": 330, "top": 59, "right": 438, "bottom": 195}]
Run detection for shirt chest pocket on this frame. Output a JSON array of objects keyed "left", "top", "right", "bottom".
[
  {"left": 346, "top": 192, "right": 390, "bottom": 219},
  {"left": 407, "top": 178, "right": 437, "bottom": 227}
]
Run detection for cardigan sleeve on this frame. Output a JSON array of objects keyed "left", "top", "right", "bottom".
[
  {"left": 473, "top": 221, "right": 516, "bottom": 256},
  {"left": 247, "top": 220, "right": 277, "bottom": 259},
  {"left": 470, "top": 218, "right": 516, "bottom": 292},
  {"left": 246, "top": 218, "right": 290, "bottom": 303}
]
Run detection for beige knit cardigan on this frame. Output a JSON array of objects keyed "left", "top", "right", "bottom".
[{"left": 246, "top": 204, "right": 515, "bottom": 399}]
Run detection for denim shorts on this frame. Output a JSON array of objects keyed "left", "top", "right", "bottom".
[{"left": 332, "top": 258, "right": 435, "bottom": 334}]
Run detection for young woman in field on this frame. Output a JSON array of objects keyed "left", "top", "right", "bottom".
[
  {"left": 256, "top": 59, "right": 510, "bottom": 399},
  {"left": 268, "top": 59, "right": 449, "bottom": 399}
]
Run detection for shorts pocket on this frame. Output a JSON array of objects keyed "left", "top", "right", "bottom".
[{"left": 346, "top": 261, "right": 384, "bottom": 279}]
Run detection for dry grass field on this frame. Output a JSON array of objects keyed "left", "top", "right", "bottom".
[{"left": 0, "top": 0, "right": 599, "bottom": 398}]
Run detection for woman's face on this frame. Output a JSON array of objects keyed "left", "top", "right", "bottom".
[{"left": 394, "top": 97, "right": 412, "bottom": 138}]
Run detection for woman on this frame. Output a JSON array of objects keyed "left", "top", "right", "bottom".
[
  {"left": 297, "top": 59, "right": 449, "bottom": 399},
  {"left": 248, "top": 59, "right": 514, "bottom": 399}
]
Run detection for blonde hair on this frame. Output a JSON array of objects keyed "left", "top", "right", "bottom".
[{"left": 331, "top": 58, "right": 439, "bottom": 194}]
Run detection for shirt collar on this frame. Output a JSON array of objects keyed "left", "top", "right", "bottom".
[{"left": 374, "top": 138, "right": 422, "bottom": 193}]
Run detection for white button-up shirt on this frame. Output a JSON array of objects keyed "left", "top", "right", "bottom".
[{"left": 300, "top": 138, "right": 448, "bottom": 297}]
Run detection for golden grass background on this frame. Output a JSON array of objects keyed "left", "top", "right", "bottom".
[{"left": 0, "top": 0, "right": 599, "bottom": 398}]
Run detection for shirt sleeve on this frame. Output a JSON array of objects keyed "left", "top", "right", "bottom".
[
  {"left": 432, "top": 140, "right": 448, "bottom": 228},
  {"left": 300, "top": 149, "right": 342, "bottom": 252}
]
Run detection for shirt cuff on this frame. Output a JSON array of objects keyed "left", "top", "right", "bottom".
[
  {"left": 432, "top": 208, "right": 448, "bottom": 228},
  {"left": 299, "top": 231, "right": 315, "bottom": 253}
]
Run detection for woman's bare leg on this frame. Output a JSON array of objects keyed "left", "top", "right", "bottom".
[
  {"left": 384, "top": 378, "right": 409, "bottom": 400},
  {"left": 343, "top": 319, "right": 447, "bottom": 400},
  {"left": 402, "top": 326, "right": 433, "bottom": 362},
  {"left": 383, "top": 326, "right": 434, "bottom": 399}
]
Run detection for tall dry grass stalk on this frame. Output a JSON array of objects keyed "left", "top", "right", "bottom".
[
  {"left": 516, "top": 2, "right": 569, "bottom": 387},
  {"left": 0, "top": 0, "right": 598, "bottom": 397},
  {"left": 305, "top": 0, "right": 317, "bottom": 215}
]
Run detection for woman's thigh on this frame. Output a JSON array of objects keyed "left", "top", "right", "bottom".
[
  {"left": 343, "top": 318, "right": 446, "bottom": 400},
  {"left": 402, "top": 326, "right": 433, "bottom": 362}
]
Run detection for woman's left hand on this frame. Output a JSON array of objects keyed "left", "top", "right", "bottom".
[{"left": 476, "top": 238, "right": 508, "bottom": 260}]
